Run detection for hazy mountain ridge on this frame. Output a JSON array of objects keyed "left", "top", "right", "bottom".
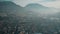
[
  {"left": 0, "top": 1, "right": 60, "bottom": 18},
  {"left": 25, "top": 3, "right": 59, "bottom": 17}
]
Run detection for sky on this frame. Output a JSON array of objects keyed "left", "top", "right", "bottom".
[{"left": 0, "top": 0, "right": 60, "bottom": 8}]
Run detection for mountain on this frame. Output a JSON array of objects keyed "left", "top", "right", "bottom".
[
  {"left": 25, "top": 3, "right": 58, "bottom": 17},
  {"left": 0, "top": 1, "right": 26, "bottom": 17},
  {"left": 25, "top": 3, "right": 46, "bottom": 9},
  {"left": 0, "top": 1, "right": 59, "bottom": 18}
]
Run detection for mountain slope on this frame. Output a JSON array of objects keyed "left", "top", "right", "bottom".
[
  {"left": 25, "top": 3, "right": 58, "bottom": 16},
  {"left": 0, "top": 1, "right": 26, "bottom": 17}
]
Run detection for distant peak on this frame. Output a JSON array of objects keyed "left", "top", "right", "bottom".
[
  {"left": 25, "top": 3, "right": 48, "bottom": 9},
  {"left": 26, "top": 3, "right": 44, "bottom": 7},
  {"left": 27, "top": 3, "right": 42, "bottom": 6}
]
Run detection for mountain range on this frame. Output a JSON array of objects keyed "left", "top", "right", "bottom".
[{"left": 0, "top": 1, "right": 60, "bottom": 18}]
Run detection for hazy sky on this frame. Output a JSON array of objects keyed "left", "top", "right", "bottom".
[{"left": 0, "top": 0, "right": 60, "bottom": 8}]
